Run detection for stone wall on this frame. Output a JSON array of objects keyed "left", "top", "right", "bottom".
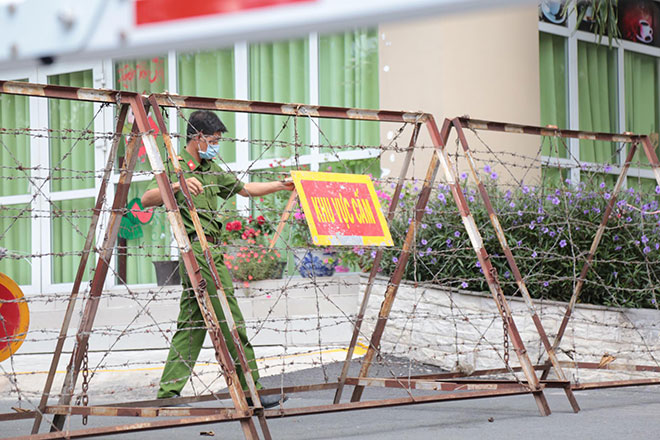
[{"left": 360, "top": 274, "right": 660, "bottom": 382}]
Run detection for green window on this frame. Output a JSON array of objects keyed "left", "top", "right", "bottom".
[
  {"left": 0, "top": 204, "right": 31, "bottom": 285},
  {"left": 539, "top": 32, "right": 568, "bottom": 159},
  {"left": 577, "top": 41, "right": 618, "bottom": 164},
  {"left": 319, "top": 29, "right": 380, "bottom": 150},
  {"left": 625, "top": 50, "right": 660, "bottom": 168},
  {"left": 49, "top": 70, "right": 95, "bottom": 192},
  {"left": 178, "top": 49, "right": 235, "bottom": 163},
  {"left": 0, "top": 89, "right": 30, "bottom": 196},
  {"left": 48, "top": 71, "right": 96, "bottom": 284},
  {"left": 249, "top": 39, "right": 310, "bottom": 159},
  {"left": 0, "top": 86, "right": 31, "bottom": 283},
  {"left": 51, "top": 198, "right": 94, "bottom": 284}
]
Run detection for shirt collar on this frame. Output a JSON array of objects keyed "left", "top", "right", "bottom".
[{"left": 179, "top": 148, "right": 210, "bottom": 171}]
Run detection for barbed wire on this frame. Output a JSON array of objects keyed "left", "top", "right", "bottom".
[{"left": 2, "top": 108, "right": 660, "bottom": 428}]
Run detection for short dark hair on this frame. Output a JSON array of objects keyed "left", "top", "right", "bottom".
[{"left": 186, "top": 110, "right": 227, "bottom": 143}]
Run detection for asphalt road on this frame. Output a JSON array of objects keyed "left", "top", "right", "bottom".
[{"left": 3, "top": 357, "right": 660, "bottom": 439}]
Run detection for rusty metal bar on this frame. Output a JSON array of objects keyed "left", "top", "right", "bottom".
[
  {"left": 30, "top": 104, "right": 130, "bottom": 434},
  {"left": 451, "top": 118, "right": 580, "bottom": 413},
  {"left": 4, "top": 387, "right": 542, "bottom": 440},
  {"left": 572, "top": 378, "right": 660, "bottom": 390},
  {"left": 349, "top": 119, "right": 448, "bottom": 404},
  {"left": 540, "top": 142, "right": 639, "bottom": 381},
  {"left": 0, "top": 80, "right": 129, "bottom": 104},
  {"left": 345, "top": 377, "right": 532, "bottom": 392},
  {"left": 558, "top": 361, "right": 660, "bottom": 373},
  {"left": 0, "top": 383, "right": 340, "bottom": 423},
  {"left": 152, "top": 93, "right": 427, "bottom": 123},
  {"left": 429, "top": 117, "right": 551, "bottom": 416},
  {"left": 457, "top": 117, "right": 643, "bottom": 144},
  {"left": 334, "top": 123, "right": 421, "bottom": 404},
  {"left": 268, "top": 189, "right": 298, "bottom": 249},
  {"left": 135, "top": 96, "right": 261, "bottom": 440},
  {"left": 44, "top": 405, "right": 249, "bottom": 418},
  {"left": 49, "top": 100, "right": 144, "bottom": 432}
]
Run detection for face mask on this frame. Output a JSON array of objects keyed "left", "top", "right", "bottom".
[{"left": 199, "top": 143, "right": 220, "bottom": 160}]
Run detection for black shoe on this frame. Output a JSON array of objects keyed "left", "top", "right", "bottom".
[{"left": 246, "top": 393, "right": 288, "bottom": 409}]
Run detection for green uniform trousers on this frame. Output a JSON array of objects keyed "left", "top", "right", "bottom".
[{"left": 157, "top": 242, "right": 261, "bottom": 398}]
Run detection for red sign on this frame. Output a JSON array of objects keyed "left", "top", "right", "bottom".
[
  {"left": 291, "top": 171, "right": 393, "bottom": 247},
  {"left": 300, "top": 180, "right": 384, "bottom": 237},
  {"left": 136, "top": 0, "right": 315, "bottom": 26}
]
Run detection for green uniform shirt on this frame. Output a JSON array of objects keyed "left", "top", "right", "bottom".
[{"left": 147, "top": 147, "right": 244, "bottom": 238}]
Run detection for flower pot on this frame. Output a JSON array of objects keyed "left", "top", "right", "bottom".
[
  {"left": 152, "top": 260, "right": 181, "bottom": 286},
  {"left": 294, "top": 249, "right": 337, "bottom": 278}
]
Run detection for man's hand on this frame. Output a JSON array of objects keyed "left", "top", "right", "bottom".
[
  {"left": 142, "top": 177, "right": 204, "bottom": 207},
  {"left": 280, "top": 177, "right": 295, "bottom": 191},
  {"left": 174, "top": 177, "right": 203, "bottom": 196}
]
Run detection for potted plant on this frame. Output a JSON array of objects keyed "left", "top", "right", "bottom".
[{"left": 220, "top": 213, "right": 286, "bottom": 286}]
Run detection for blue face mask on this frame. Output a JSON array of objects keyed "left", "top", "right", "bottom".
[{"left": 199, "top": 143, "right": 220, "bottom": 160}]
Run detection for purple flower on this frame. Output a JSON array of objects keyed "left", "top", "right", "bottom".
[
  {"left": 484, "top": 164, "right": 492, "bottom": 173},
  {"left": 655, "top": 243, "right": 659, "bottom": 251},
  {"left": 528, "top": 221, "right": 536, "bottom": 230},
  {"left": 436, "top": 222, "right": 443, "bottom": 229},
  {"left": 421, "top": 239, "right": 428, "bottom": 245},
  {"left": 437, "top": 193, "right": 446, "bottom": 204},
  {"left": 543, "top": 281, "right": 549, "bottom": 287},
  {"left": 642, "top": 235, "right": 649, "bottom": 244},
  {"left": 615, "top": 246, "right": 622, "bottom": 251},
  {"left": 559, "top": 239, "right": 567, "bottom": 248},
  {"left": 421, "top": 223, "right": 428, "bottom": 229},
  {"left": 656, "top": 185, "right": 660, "bottom": 194},
  {"left": 454, "top": 231, "right": 461, "bottom": 238},
  {"left": 516, "top": 240, "right": 522, "bottom": 247},
  {"left": 469, "top": 196, "right": 475, "bottom": 202},
  {"left": 426, "top": 247, "right": 432, "bottom": 253},
  {"left": 613, "top": 271, "right": 618, "bottom": 278},
  {"left": 604, "top": 192, "right": 611, "bottom": 200},
  {"left": 509, "top": 202, "right": 516, "bottom": 208},
  {"left": 599, "top": 182, "right": 606, "bottom": 189},
  {"left": 551, "top": 197, "right": 560, "bottom": 205},
  {"left": 476, "top": 261, "right": 481, "bottom": 268},
  {"left": 644, "top": 246, "right": 651, "bottom": 254},
  {"left": 392, "top": 257, "right": 398, "bottom": 263},
  {"left": 446, "top": 239, "right": 453, "bottom": 248},
  {"left": 371, "top": 250, "right": 377, "bottom": 258},
  {"left": 613, "top": 235, "right": 619, "bottom": 241},
  {"left": 461, "top": 281, "right": 469, "bottom": 288},
  {"left": 490, "top": 172, "right": 498, "bottom": 180},
  {"left": 460, "top": 172, "right": 468, "bottom": 180},
  {"left": 522, "top": 186, "right": 530, "bottom": 194},
  {"left": 504, "top": 271, "right": 510, "bottom": 278},
  {"left": 604, "top": 164, "right": 612, "bottom": 173},
  {"left": 418, "top": 251, "right": 425, "bottom": 257},
  {"left": 531, "top": 251, "right": 538, "bottom": 258},
  {"left": 517, "top": 210, "right": 523, "bottom": 217}
]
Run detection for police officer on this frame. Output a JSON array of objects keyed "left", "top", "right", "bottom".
[{"left": 142, "top": 110, "right": 293, "bottom": 408}]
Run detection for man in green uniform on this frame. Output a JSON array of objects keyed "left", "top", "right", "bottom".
[{"left": 142, "top": 110, "right": 293, "bottom": 408}]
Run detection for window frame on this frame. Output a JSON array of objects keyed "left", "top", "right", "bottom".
[{"left": 539, "top": 14, "right": 660, "bottom": 185}]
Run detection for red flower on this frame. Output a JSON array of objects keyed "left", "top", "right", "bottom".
[
  {"left": 256, "top": 215, "right": 266, "bottom": 225},
  {"left": 226, "top": 220, "right": 242, "bottom": 231}
]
